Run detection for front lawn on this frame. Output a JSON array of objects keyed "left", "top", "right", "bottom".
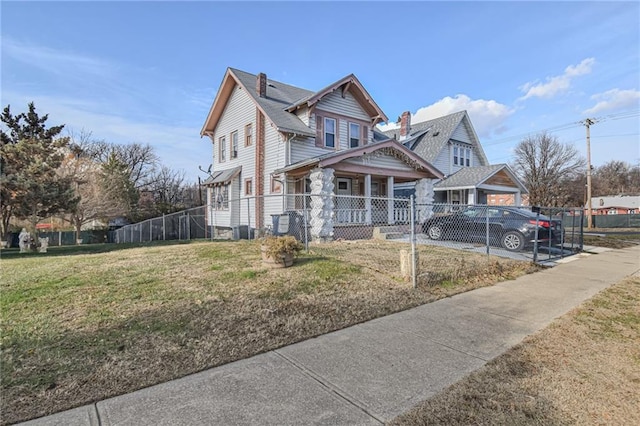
[{"left": 1, "top": 239, "right": 537, "bottom": 424}]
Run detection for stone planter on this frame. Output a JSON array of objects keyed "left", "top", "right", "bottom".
[
  {"left": 76, "top": 239, "right": 83, "bottom": 245},
  {"left": 261, "top": 245, "right": 294, "bottom": 268}
]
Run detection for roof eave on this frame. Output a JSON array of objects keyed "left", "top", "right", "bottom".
[{"left": 200, "top": 68, "right": 237, "bottom": 137}]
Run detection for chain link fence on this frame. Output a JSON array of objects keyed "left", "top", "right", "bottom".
[
  {"left": 111, "top": 196, "right": 584, "bottom": 285},
  {"left": 112, "top": 206, "right": 207, "bottom": 243}
]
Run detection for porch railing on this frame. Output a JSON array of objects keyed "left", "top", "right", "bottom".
[
  {"left": 394, "top": 207, "right": 409, "bottom": 223},
  {"left": 335, "top": 209, "right": 367, "bottom": 224}
]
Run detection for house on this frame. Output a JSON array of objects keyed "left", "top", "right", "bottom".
[
  {"left": 589, "top": 195, "right": 640, "bottom": 215},
  {"left": 381, "top": 111, "right": 527, "bottom": 206},
  {"left": 200, "top": 68, "right": 443, "bottom": 240}
]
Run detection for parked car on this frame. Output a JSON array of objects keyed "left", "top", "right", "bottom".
[{"left": 422, "top": 206, "right": 562, "bottom": 252}]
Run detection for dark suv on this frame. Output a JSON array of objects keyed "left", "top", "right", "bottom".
[{"left": 422, "top": 206, "right": 562, "bottom": 252}]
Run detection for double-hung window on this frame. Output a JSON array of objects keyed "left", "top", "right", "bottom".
[
  {"left": 245, "top": 123, "right": 252, "bottom": 146},
  {"left": 219, "top": 136, "right": 226, "bottom": 162},
  {"left": 453, "top": 145, "right": 472, "bottom": 167},
  {"left": 231, "top": 131, "right": 238, "bottom": 159},
  {"left": 324, "top": 117, "right": 336, "bottom": 148},
  {"left": 212, "top": 185, "right": 229, "bottom": 210},
  {"left": 349, "top": 122, "right": 360, "bottom": 148}
]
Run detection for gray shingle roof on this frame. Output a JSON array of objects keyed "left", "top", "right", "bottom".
[
  {"left": 382, "top": 111, "right": 468, "bottom": 163},
  {"left": 230, "top": 68, "right": 316, "bottom": 137},
  {"left": 434, "top": 164, "right": 507, "bottom": 189},
  {"left": 382, "top": 111, "right": 492, "bottom": 169}
]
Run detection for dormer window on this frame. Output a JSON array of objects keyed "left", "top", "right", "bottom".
[{"left": 453, "top": 144, "right": 472, "bottom": 167}]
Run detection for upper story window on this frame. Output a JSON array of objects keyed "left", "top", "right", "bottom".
[
  {"left": 244, "top": 178, "right": 253, "bottom": 196},
  {"left": 349, "top": 122, "right": 360, "bottom": 148},
  {"left": 245, "top": 123, "right": 252, "bottom": 146},
  {"left": 324, "top": 117, "right": 336, "bottom": 148},
  {"left": 453, "top": 144, "right": 472, "bottom": 167},
  {"left": 231, "top": 131, "right": 239, "bottom": 159},
  {"left": 219, "top": 136, "right": 226, "bottom": 162}
]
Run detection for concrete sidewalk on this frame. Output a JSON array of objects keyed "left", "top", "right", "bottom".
[{"left": 22, "top": 246, "right": 640, "bottom": 426}]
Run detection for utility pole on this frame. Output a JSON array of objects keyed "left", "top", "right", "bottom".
[{"left": 583, "top": 118, "right": 596, "bottom": 229}]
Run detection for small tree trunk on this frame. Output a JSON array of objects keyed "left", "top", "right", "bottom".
[{"left": 75, "top": 218, "right": 82, "bottom": 245}]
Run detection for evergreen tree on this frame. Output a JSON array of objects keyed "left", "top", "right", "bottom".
[{"left": 0, "top": 103, "right": 78, "bottom": 238}]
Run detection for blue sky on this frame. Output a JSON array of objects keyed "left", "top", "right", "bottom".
[{"left": 2, "top": 1, "right": 639, "bottom": 182}]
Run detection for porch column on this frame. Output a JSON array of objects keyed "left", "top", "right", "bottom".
[
  {"left": 309, "top": 167, "right": 335, "bottom": 242},
  {"left": 514, "top": 192, "right": 522, "bottom": 206},
  {"left": 468, "top": 189, "right": 476, "bottom": 205},
  {"left": 415, "top": 178, "right": 435, "bottom": 222},
  {"left": 364, "top": 174, "right": 372, "bottom": 224},
  {"left": 387, "top": 176, "right": 394, "bottom": 224}
]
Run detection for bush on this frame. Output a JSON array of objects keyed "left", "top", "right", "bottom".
[{"left": 261, "top": 235, "right": 303, "bottom": 260}]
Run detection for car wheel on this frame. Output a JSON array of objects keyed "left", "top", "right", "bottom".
[
  {"left": 502, "top": 231, "right": 525, "bottom": 252},
  {"left": 427, "top": 224, "right": 443, "bottom": 240}
]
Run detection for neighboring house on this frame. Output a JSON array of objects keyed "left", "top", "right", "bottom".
[
  {"left": 589, "top": 195, "right": 640, "bottom": 215},
  {"left": 382, "top": 111, "right": 527, "bottom": 206},
  {"left": 200, "top": 68, "right": 443, "bottom": 239},
  {"left": 487, "top": 193, "right": 530, "bottom": 206}
]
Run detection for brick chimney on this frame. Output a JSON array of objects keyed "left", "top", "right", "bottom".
[
  {"left": 257, "top": 73, "right": 267, "bottom": 98},
  {"left": 399, "top": 111, "right": 411, "bottom": 140}
]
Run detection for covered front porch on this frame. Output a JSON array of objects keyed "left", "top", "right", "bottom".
[{"left": 274, "top": 139, "right": 443, "bottom": 240}]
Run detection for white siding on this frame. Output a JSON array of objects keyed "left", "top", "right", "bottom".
[
  {"left": 290, "top": 135, "right": 321, "bottom": 164},
  {"left": 209, "top": 85, "right": 256, "bottom": 228},
  {"left": 211, "top": 85, "right": 255, "bottom": 175},
  {"left": 290, "top": 111, "right": 373, "bottom": 164},
  {"left": 451, "top": 123, "right": 472, "bottom": 143},
  {"left": 296, "top": 107, "right": 310, "bottom": 126},
  {"left": 433, "top": 147, "right": 452, "bottom": 176},
  {"left": 316, "top": 90, "right": 370, "bottom": 121},
  {"left": 451, "top": 122, "right": 488, "bottom": 167},
  {"left": 263, "top": 124, "right": 287, "bottom": 224},
  {"left": 344, "top": 155, "right": 414, "bottom": 172}
]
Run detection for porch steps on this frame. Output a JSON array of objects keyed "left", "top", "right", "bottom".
[{"left": 373, "top": 225, "right": 410, "bottom": 241}]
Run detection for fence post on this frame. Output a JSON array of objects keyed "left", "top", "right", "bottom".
[
  {"left": 187, "top": 212, "right": 191, "bottom": 241},
  {"left": 579, "top": 209, "right": 584, "bottom": 250},
  {"left": 485, "top": 208, "right": 490, "bottom": 259},
  {"left": 162, "top": 214, "right": 166, "bottom": 241},
  {"left": 410, "top": 195, "right": 417, "bottom": 289},
  {"left": 247, "top": 198, "right": 251, "bottom": 239},
  {"left": 303, "top": 193, "right": 309, "bottom": 252},
  {"left": 533, "top": 211, "right": 540, "bottom": 263}
]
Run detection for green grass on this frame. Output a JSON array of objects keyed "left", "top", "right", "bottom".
[{"left": 1, "top": 239, "right": 536, "bottom": 425}]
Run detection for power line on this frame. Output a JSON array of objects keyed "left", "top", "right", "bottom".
[{"left": 483, "top": 109, "right": 640, "bottom": 147}]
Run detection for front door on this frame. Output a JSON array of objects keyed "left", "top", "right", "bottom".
[{"left": 336, "top": 178, "right": 353, "bottom": 223}]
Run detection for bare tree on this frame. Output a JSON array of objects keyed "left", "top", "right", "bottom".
[
  {"left": 58, "top": 154, "right": 127, "bottom": 242},
  {"left": 511, "top": 132, "right": 586, "bottom": 207},
  {"left": 592, "top": 160, "right": 640, "bottom": 196}
]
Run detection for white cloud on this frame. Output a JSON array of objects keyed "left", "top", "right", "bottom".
[
  {"left": 519, "top": 58, "right": 595, "bottom": 100},
  {"left": 377, "top": 94, "right": 514, "bottom": 138},
  {"left": 2, "top": 37, "right": 116, "bottom": 80},
  {"left": 583, "top": 88, "right": 640, "bottom": 115}
]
